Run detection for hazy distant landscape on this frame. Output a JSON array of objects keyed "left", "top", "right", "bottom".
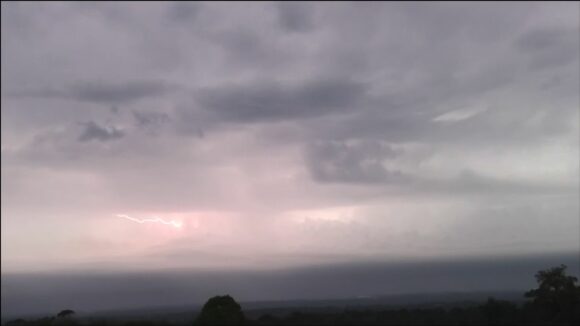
[
  {"left": 1, "top": 1, "right": 579, "bottom": 325},
  {"left": 0, "top": 291, "right": 526, "bottom": 322},
  {"left": 3, "top": 292, "right": 524, "bottom": 322},
  {"left": 3, "top": 254, "right": 579, "bottom": 324}
]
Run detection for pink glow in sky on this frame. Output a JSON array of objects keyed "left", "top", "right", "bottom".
[{"left": 1, "top": 2, "right": 578, "bottom": 275}]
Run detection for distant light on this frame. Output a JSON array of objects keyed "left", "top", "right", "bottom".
[{"left": 115, "top": 214, "right": 182, "bottom": 228}]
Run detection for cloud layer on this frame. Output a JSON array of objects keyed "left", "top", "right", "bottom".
[{"left": 1, "top": 1, "right": 578, "bottom": 283}]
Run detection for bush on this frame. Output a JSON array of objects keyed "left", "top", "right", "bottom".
[{"left": 194, "top": 295, "right": 245, "bottom": 325}]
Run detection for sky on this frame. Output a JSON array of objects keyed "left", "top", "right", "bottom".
[{"left": 1, "top": 1, "right": 579, "bottom": 315}]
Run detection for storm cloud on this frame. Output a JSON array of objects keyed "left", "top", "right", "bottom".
[
  {"left": 78, "top": 121, "right": 124, "bottom": 142},
  {"left": 306, "top": 140, "right": 405, "bottom": 184},
  {"left": 1, "top": 1, "right": 578, "bottom": 318},
  {"left": 196, "top": 79, "right": 368, "bottom": 123},
  {"left": 6, "top": 80, "right": 173, "bottom": 105}
]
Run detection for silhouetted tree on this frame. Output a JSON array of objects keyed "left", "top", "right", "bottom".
[
  {"left": 57, "top": 310, "right": 75, "bottom": 318},
  {"left": 194, "top": 295, "right": 245, "bottom": 325},
  {"left": 525, "top": 264, "right": 580, "bottom": 322}
]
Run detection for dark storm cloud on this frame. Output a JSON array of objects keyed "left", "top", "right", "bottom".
[
  {"left": 390, "top": 2, "right": 532, "bottom": 42},
  {"left": 275, "top": 2, "right": 314, "bottom": 32},
  {"left": 166, "top": 1, "right": 201, "bottom": 23},
  {"left": 306, "top": 140, "right": 405, "bottom": 184},
  {"left": 303, "top": 139, "right": 576, "bottom": 194},
  {"left": 132, "top": 110, "right": 171, "bottom": 127},
  {"left": 7, "top": 80, "right": 172, "bottom": 104},
  {"left": 70, "top": 81, "right": 172, "bottom": 104},
  {"left": 516, "top": 27, "right": 576, "bottom": 52},
  {"left": 131, "top": 110, "right": 172, "bottom": 136},
  {"left": 515, "top": 27, "right": 580, "bottom": 70},
  {"left": 210, "top": 28, "right": 299, "bottom": 72},
  {"left": 78, "top": 121, "right": 124, "bottom": 142},
  {"left": 196, "top": 79, "right": 368, "bottom": 123},
  {"left": 215, "top": 29, "right": 270, "bottom": 65}
]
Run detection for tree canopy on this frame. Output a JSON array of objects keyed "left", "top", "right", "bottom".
[
  {"left": 524, "top": 264, "right": 580, "bottom": 322},
  {"left": 56, "top": 310, "right": 75, "bottom": 318},
  {"left": 194, "top": 295, "right": 245, "bottom": 325}
]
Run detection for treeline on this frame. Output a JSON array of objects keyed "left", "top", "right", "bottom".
[
  {"left": 5, "top": 265, "right": 580, "bottom": 326},
  {"left": 252, "top": 298, "right": 575, "bottom": 325}
]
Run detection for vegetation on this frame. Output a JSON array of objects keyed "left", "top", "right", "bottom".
[
  {"left": 194, "top": 295, "right": 245, "bottom": 325},
  {"left": 4, "top": 265, "right": 579, "bottom": 325},
  {"left": 523, "top": 264, "right": 580, "bottom": 323},
  {"left": 56, "top": 311, "right": 76, "bottom": 319}
]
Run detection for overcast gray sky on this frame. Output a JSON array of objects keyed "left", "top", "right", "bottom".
[{"left": 1, "top": 1, "right": 579, "bottom": 312}]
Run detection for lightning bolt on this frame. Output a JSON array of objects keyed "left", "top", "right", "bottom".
[{"left": 115, "top": 214, "right": 183, "bottom": 228}]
